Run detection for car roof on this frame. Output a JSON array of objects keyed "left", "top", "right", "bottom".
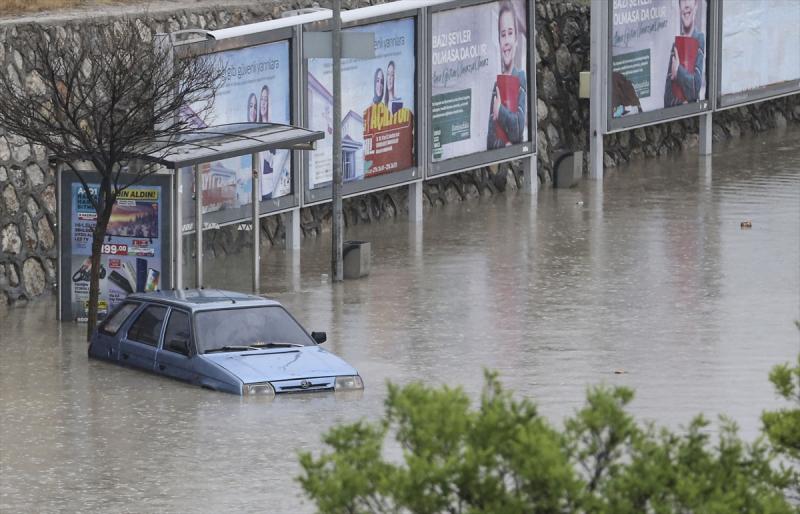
[{"left": 125, "top": 289, "right": 281, "bottom": 312}]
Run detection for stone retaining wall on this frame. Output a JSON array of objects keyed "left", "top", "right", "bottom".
[{"left": 1, "top": 0, "right": 799, "bottom": 304}]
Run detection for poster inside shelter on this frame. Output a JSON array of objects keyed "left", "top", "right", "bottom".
[
  {"left": 611, "top": 0, "right": 708, "bottom": 118},
  {"left": 307, "top": 18, "right": 416, "bottom": 190},
  {"left": 430, "top": 0, "right": 529, "bottom": 162},
  {"left": 183, "top": 40, "right": 292, "bottom": 215},
  {"left": 720, "top": 0, "right": 800, "bottom": 97},
  {"left": 70, "top": 184, "right": 162, "bottom": 320}
]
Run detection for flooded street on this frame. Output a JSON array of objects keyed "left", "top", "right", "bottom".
[{"left": 2, "top": 129, "right": 799, "bottom": 512}]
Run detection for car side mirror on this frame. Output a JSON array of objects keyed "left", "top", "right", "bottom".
[{"left": 311, "top": 331, "right": 327, "bottom": 344}]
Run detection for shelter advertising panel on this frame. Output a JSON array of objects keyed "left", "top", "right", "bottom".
[
  {"left": 182, "top": 39, "right": 292, "bottom": 229},
  {"left": 306, "top": 17, "right": 416, "bottom": 191},
  {"left": 609, "top": 0, "right": 709, "bottom": 127},
  {"left": 430, "top": 0, "right": 530, "bottom": 164},
  {"left": 718, "top": 0, "right": 800, "bottom": 107},
  {"left": 61, "top": 178, "right": 170, "bottom": 321}
]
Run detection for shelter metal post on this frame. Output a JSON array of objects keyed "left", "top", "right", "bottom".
[
  {"left": 252, "top": 153, "right": 260, "bottom": 294},
  {"left": 174, "top": 169, "right": 183, "bottom": 289},
  {"left": 699, "top": 112, "right": 713, "bottom": 156},
  {"left": 195, "top": 164, "right": 203, "bottom": 288},
  {"left": 286, "top": 208, "right": 301, "bottom": 250},
  {"left": 589, "top": 0, "right": 606, "bottom": 180}
]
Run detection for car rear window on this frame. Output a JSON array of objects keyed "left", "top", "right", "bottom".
[
  {"left": 100, "top": 302, "right": 139, "bottom": 335},
  {"left": 127, "top": 305, "right": 168, "bottom": 346}
]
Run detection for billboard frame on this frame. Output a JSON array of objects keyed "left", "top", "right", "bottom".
[
  {"left": 713, "top": 0, "right": 800, "bottom": 111},
  {"left": 425, "top": 0, "right": 537, "bottom": 180},
  {"left": 300, "top": 8, "right": 424, "bottom": 207},
  {"left": 605, "top": 0, "right": 717, "bottom": 134}
]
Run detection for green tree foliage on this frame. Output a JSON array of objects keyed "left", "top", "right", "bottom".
[
  {"left": 300, "top": 368, "right": 798, "bottom": 514},
  {"left": 762, "top": 330, "right": 800, "bottom": 501}
]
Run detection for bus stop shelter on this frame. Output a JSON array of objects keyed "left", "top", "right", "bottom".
[
  {"left": 142, "top": 122, "right": 324, "bottom": 294},
  {"left": 57, "top": 121, "right": 323, "bottom": 321}
]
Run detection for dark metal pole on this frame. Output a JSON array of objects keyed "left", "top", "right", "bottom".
[{"left": 331, "top": 0, "right": 344, "bottom": 282}]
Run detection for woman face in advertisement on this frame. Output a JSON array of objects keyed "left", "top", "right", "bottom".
[
  {"left": 498, "top": 4, "right": 518, "bottom": 74},
  {"left": 259, "top": 85, "right": 270, "bottom": 122},
  {"left": 386, "top": 61, "right": 396, "bottom": 101},
  {"left": 373, "top": 68, "right": 385, "bottom": 104},
  {"left": 247, "top": 93, "right": 258, "bottom": 122}
]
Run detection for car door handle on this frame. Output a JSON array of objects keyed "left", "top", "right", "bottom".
[{"left": 158, "top": 364, "right": 166, "bottom": 371}]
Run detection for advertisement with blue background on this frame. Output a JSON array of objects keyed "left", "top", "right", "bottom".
[{"left": 182, "top": 39, "right": 292, "bottom": 229}]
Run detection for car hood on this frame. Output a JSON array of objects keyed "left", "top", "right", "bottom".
[{"left": 200, "top": 346, "right": 357, "bottom": 384}]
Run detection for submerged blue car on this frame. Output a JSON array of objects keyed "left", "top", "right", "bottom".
[{"left": 88, "top": 289, "right": 364, "bottom": 396}]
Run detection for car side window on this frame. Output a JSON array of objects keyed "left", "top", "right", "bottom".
[
  {"left": 127, "top": 305, "right": 167, "bottom": 347},
  {"left": 100, "top": 302, "right": 139, "bottom": 336},
  {"left": 163, "top": 310, "right": 191, "bottom": 356}
]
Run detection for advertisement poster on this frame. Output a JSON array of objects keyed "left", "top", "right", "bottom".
[
  {"left": 611, "top": 0, "right": 707, "bottom": 118},
  {"left": 70, "top": 184, "right": 162, "bottom": 320},
  {"left": 307, "top": 18, "right": 416, "bottom": 190},
  {"left": 431, "top": 0, "right": 529, "bottom": 162},
  {"left": 720, "top": 0, "right": 800, "bottom": 97},
  {"left": 183, "top": 40, "right": 292, "bottom": 215}
]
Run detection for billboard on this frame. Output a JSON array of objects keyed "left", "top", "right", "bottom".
[
  {"left": 430, "top": 0, "right": 530, "bottom": 163},
  {"left": 306, "top": 17, "right": 416, "bottom": 190},
  {"left": 610, "top": 0, "right": 708, "bottom": 122},
  {"left": 182, "top": 39, "right": 292, "bottom": 229},
  {"left": 719, "top": 0, "right": 800, "bottom": 106},
  {"left": 68, "top": 184, "right": 164, "bottom": 320}
]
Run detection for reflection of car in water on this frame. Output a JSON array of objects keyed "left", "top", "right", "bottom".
[{"left": 202, "top": 162, "right": 237, "bottom": 209}]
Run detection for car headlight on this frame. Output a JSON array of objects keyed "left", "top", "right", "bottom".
[
  {"left": 242, "top": 382, "right": 275, "bottom": 396},
  {"left": 334, "top": 375, "right": 364, "bottom": 391}
]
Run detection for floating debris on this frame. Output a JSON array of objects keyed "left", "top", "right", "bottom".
[{"left": 740, "top": 220, "right": 753, "bottom": 229}]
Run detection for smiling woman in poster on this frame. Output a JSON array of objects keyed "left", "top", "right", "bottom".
[
  {"left": 372, "top": 68, "right": 386, "bottom": 105},
  {"left": 664, "top": 0, "right": 705, "bottom": 107},
  {"left": 246, "top": 93, "right": 258, "bottom": 122},
  {"left": 487, "top": 0, "right": 527, "bottom": 149},
  {"left": 258, "top": 85, "right": 270, "bottom": 122}
]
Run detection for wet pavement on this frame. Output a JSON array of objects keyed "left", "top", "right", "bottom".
[{"left": 2, "top": 128, "right": 799, "bottom": 512}]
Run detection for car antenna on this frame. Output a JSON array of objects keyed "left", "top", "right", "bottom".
[{"left": 219, "top": 289, "right": 236, "bottom": 304}]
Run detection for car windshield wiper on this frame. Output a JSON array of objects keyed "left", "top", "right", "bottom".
[
  {"left": 249, "top": 342, "right": 304, "bottom": 348},
  {"left": 205, "top": 345, "right": 261, "bottom": 353}
]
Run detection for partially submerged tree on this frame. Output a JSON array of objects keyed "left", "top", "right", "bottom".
[{"left": 0, "top": 19, "right": 221, "bottom": 337}]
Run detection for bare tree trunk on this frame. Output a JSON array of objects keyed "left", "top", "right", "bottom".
[{"left": 86, "top": 215, "right": 109, "bottom": 341}]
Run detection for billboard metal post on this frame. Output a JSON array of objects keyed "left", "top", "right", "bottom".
[
  {"left": 409, "top": 181, "right": 423, "bottom": 223},
  {"left": 286, "top": 208, "right": 301, "bottom": 250},
  {"left": 589, "top": 0, "right": 607, "bottom": 180},
  {"left": 331, "top": 0, "right": 344, "bottom": 282},
  {"left": 252, "top": 153, "right": 261, "bottom": 293},
  {"left": 174, "top": 169, "right": 183, "bottom": 289},
  {"left": 195, "top": 164, "right": 203, "bottom": 288},
  {"left": 699, "top": 113, "right": 713, "bottom": 156},
  {"left": 522, "top": 155, "right": 537, "bottom": 194}
]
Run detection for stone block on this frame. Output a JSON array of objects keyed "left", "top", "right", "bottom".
[
  {"left": 1, "top": 224, "right": 21, "bottom": 254},
  {"left": 3, "top": 185, "right": 19, "bottom": 214},
  {"left": 22, "top": 257, "right": 45, "bottom": 297}
]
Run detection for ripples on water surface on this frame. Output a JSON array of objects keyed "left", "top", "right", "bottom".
[{"left": 2, "top": 129, "right": 799, "bottom": 512}]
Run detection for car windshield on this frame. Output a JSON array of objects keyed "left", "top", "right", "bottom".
[{"left": 195, "top": 305, "right": 315, "bottom": 354}]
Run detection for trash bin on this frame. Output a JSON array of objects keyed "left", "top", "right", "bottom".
[
  {"left": 554, "top": 150, "right": 583, "bottom": 188},
  {"left": 343, "top": 240, "right": 371, "bottom": 279}
]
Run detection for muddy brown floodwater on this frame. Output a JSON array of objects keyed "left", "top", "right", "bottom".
[{"left": 2, "top": 128, "right": 799, "bottom": 512}]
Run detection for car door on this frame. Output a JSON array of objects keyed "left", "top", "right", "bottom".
[
  {"left": 119, "top": 303, "right": 167, "bottom": 371},
  {"left": 155, "top": 308, "right": 196, "bottom": 383}
]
